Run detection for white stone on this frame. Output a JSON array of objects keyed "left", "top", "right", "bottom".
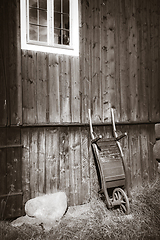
[
  {"left": 153, "top": 140, "right": 160, "bottom": 161},
  {"left": 155, "top": 124, "right": 160, "bottom": 139},
  {"left": 25, "top": 192, "right": 67, "bottom": 223}
]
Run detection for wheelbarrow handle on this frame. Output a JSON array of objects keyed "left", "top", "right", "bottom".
[
  {"left": 116, "top": 132, "right": 127, "bottom": 141},
  {"left": 91, "top": 135, "right": 102, "bottom": 144}
]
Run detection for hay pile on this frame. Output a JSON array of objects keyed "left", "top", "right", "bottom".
[{"left": 0, "top": 174, "right": 160, "bottom": 240}]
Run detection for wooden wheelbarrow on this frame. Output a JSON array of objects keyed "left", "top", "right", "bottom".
[{"left": 89, "top": 108, "right": 131, "bottom": 214}]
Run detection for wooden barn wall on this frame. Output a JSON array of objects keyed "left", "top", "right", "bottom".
[
  {"left": 19, "top": 124, "right": 158, "bottom": 206},
  {"left": 0, "top": 0, "right": 22, "bottom": 127},
  {"left": 0, "top": 124, "right": 157, "bottom": 210},
  {"left": 21, "top": 52, "right": 80, "bottom": 124},
  {"left": 0, "top": 0, "right": 159, "bottom": 213},
  {"left": 0, "top": 128, "right": 23, "bottom": 219},
  {"left": 0, "top": 0, "right": 160, "bottom": 125},
  {"left": 80, "top": 0, "right": 160, "bottom": 124}
]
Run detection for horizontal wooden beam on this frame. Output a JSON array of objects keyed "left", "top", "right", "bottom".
[
  {"left": 0, "top": 121, "right": 157, "bottom": 128},
  {"left": 0, "top": 144, "right": 23, "bottom": 149},
  {"left": 0, "top": 192, "right": 23, "bottom": 198}
]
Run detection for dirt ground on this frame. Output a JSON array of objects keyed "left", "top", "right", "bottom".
[{"left": 0, "top": 173, "right": 160, "bottom": 240}]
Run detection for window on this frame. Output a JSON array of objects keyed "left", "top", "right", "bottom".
[{"left": 21, "top": 0, "right": 79, "bottom": 56}]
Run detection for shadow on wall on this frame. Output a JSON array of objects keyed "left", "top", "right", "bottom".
[{"left": 153, "top": 124, "right": 160, "bottom": 173}]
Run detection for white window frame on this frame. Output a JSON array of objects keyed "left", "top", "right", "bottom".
[{"left": 20, "top": 0, "right": 79, "bottom": 56}]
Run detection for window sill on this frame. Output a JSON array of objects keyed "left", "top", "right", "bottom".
[{"left": 21, "top": 41, "right": 79, "bottom": 56}]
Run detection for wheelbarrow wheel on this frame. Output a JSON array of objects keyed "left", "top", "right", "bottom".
[{"left": 112, "top": 188, "right": 130, "bottom": 214}]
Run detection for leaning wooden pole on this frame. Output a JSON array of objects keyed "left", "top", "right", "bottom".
[
  {"left": 111, "top": 108, "right": 131, "bottom": 200},
  {"left": 88, "top": 109, "right": 112, "bottom": 208}
]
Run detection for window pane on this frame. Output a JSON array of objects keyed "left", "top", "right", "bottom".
[
  {"left": 54, "top": 0, "right": 61, "bottom": 12},
  {"left": 39, "top": 0, "right": 47, "bottom": 9},
  {"left": 29, "top": 8, "right": 37, "bottom": 24},
  {"left": 54, "top": 28, "right": 61, "bottom": 44},
  {"left": 54, "top": 13, "right": 61, "bottom": 28},
  {"left": 39, "top": 26, "right": 47, "bottom": 42},
  {"left": 29, "top": 0, "right": 37, "bottom": 8},
  {"left": 39, "top": 10, "right": 47, "bottom": 26},
  {"left": 29, "top": 24, "right": 38, "bottom": 41},
  {"left": 63, "top": 30, "right": 69, "bottom": 45},
  {"left": 63, "top": 0, "right": 69, "bottom": 14},
  {"left": 63, "top": 14, "right": 69, "bottom": 29}
]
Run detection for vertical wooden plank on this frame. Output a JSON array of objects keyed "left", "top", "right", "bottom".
[
  {"left": 8, "top": 0, "right": 21, "bottom": 125},
  {"left": 68, "top": 128, "right": 75, "bottom": 205},
  {"left": 37, "top": 52, "right": 47, "bottom": 123},
  {"left": 146, "top": 0, "right": 152, "bottom": 121},
  {"left": 0, "top": 128, "right": 7, "bottom": 195},
  {"left": 29, "top": 129, "right": 38, "bottom": 198},
  {"left": 8, "top": 0, "right": 16, "bottom": 125},
  {"left": 59, "top": 127, "right": 69, "bottom": 194},
  {"left": 128, "top": 0, "right": 139, "bottom": 121},
  {"left": 150, "top": 0, "right": 159, "bottom": 121},
  {"left": 80, "top": 0, "right": 91, "bottom": 123},
  {"left": 101, "top": 0, "right": 107, "bottom": 123},
  {"left": 59, "top": 55, "right": 71, "bottom": 123},
  {"left": 22, "top": 50, "right": 28, "bottom": 124},
  {"left": 72, "top": 128, "right": 81, "bottom": 205},
  {"left": 138, "top": 0, "right": 149, "bottom": 121},
  {"left": 45, "top": 128, "right": 59, "bottom": 194},
  {"left": 148, "top": 124, "right": 157, "bottom": 183},
  {"left": 21, "top": 128, "right": 31, "bottom": 204},
  {"left": 114, "top": 0, "right": 121, "bottom": 121},
  {"left": 0, "top": 53, "right": 7, "bottom": 126},
  {"left": 2, "top": 0, "right": 10, "bottom": 126},
  {"left": 16, "top": 0, "right": 22, "bottom": 125},
  {"left": 0, "top": 0, "right": 7, "bottom": 126},
  {"left": 48, "top": 54, "right": 60, "bottom": 123},
  {"left": 38, "top": 128, "right": 46, "bottom": 195},
  {"left": 103, "top": 0, "right": 116, "bottom": 122},
  {"left": 81, "top": 127, "right": 90, "bottom": 204},
  {"left": 129, "top": 125, "right": 142, "bottom": 189},
  {"left": 119, "top": 0, "right": 129, "bottom": 121},
  {"left": 70, "top": 57, "right": 81, "bottom": 123},
  {"left": 26, "top": 51, "right": 37, "bottom": 123},
  {"left": 158, "top": 0, "right": 160, "bottom": 120},
  {"left": 0, "top": 0, "right": 7, "bottom": 125},
  {"left": 118, "top": 125, "right": 132, "bottom": 191},
  {"left": 92, "top": 0, "right": 101, "bottom": 123},
  {"left": 6, "top": 128, "right": 21, "bottom": 194},
  {"left": 140, "top": 125, "right": 149, "bottom": 186},
  {"left": 68, "top": 127, "right": 81, "bottom": 205}
]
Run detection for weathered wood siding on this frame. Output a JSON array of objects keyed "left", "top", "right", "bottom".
[
  {"left": 0, "top": 128, "right": 22, "bottom": 219},
  {"left": 22, "top": 52, "right": 80, "bottom": 124},
  {"left": 0, "top": 0, "right": 159, "bottom": 216},
  {"left": 0, "top": 0, "right": 160, "bottom": 125},
  {"left": 10, "top": 124, "right": 157, "bottom": 206},
  {"left": 80, "top": 0, "right": 160, "bottom": 124},
  {"left": 0, "top": 0, "right": 22, "bottom": 126}
]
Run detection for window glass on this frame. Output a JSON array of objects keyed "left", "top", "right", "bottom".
[
  {"left": 54, "top": 28, "right": 60, "bottom": 44},
  {"left": 63, "top": 14, "right": 69, "bottom": 29},
  {"left": 39, "top": 26, "right": 47, "bottom": 42},
  {"left": 54, "top": 0, "right": 61, "bottom": 12},
  {"left": 63, "top": 0, "right": 69, "bottom": 14},
  {"left": 39, "top": 9, "right": 47, "bottom": 26},
  {"left": 39, "top": 0, "right": 47, "bottom": 9},
  {"left": 29, "top": 8, "right": 37, "bottom": 24},
  {"left": 54, "top": 0, "right": 70, "bottom": 45},
  {"left": 63, "top": 30, "right": 69, "bottom": 45},
  {"left": 54, "top": 12, "right": 61, "bottom": 28},
  {"left": 29, "top": 0, "right": 37, "bottom": 8},
  {"left": 29, "top": 24, "right": 38, "bottom": 41},
  {"left": 22, "top": 0, "right": 79, "bottom": 55}
]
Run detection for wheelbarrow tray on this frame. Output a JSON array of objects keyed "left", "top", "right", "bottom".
[
  {"left": 94, "top": 138, "right": 125, "bottom": 188},
  {"left": 89, "top": 108, "right": 131, "bottom": 214}
]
